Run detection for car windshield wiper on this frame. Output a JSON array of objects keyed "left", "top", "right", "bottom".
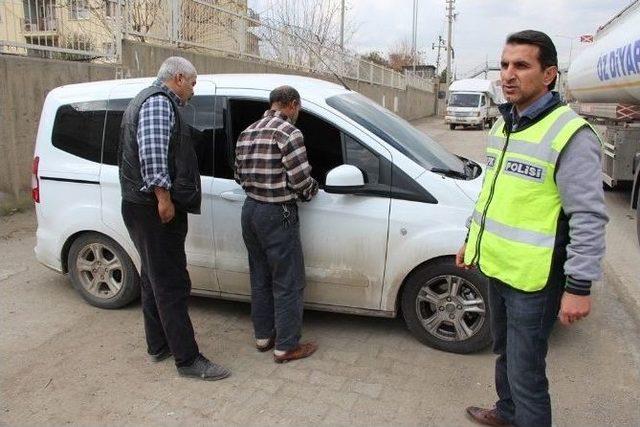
[{"left": 430, "top": 167, "right": 468, "bottom": 179}]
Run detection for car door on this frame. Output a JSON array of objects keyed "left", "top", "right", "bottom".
[
  {"left": 212, "top": 90, "right": 391, "bottom": 310},
  {"left": 100, "top": 80, "right": 218, "bottom": 292}
]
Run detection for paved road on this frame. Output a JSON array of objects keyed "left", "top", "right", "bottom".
[{"left": 1, "top": 118, "right": 639, "bottom": 426}]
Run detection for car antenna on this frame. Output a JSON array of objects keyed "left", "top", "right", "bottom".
[{"left": 288, "top": 29, "right": 352, "bottom": 91}]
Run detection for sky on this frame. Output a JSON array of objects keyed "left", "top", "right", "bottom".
[{"left": 248, "top": 0, "right": 635, "bottom": 77}]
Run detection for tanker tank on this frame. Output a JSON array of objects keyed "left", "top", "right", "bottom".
[{"left": 567, "top": 1, "right": 640, "bottom": 104}]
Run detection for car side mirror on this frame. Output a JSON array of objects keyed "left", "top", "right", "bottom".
[{"left": 324, "top": 165, "right": 365, "bottom": 194}]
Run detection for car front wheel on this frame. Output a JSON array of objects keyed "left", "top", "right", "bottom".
[
  {"left": 401, "top": 258, "right": 491, "bottom": 354},
  {"left": 68, "top": 233, "right": 140, "bottom": 309}
]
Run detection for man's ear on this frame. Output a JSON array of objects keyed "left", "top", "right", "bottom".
[{"left": 543, "top": 66, "right": 558, "bottom": 87}]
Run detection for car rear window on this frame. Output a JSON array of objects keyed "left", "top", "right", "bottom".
[{"left": 52, "top": 101, "right": 107, "bottom": 163}]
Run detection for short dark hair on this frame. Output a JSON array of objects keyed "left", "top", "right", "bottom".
[
  {"left": 506, "top": 30, "right": 558, "bottom": 90},
  {"left": 269, "top": 85, "right": 300, "bottom": 106}
]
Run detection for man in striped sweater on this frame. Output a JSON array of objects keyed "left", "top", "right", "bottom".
[{"left": 235, "top": 85, "right": 319, "bottom": 364}]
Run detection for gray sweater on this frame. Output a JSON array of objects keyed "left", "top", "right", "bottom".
[{"left": 509, "top": 92, "right": 609, "bottom": 295}]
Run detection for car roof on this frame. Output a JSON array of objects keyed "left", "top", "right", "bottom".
[{"left": 47, "top": 73, "right": 352, "bottom": 104}]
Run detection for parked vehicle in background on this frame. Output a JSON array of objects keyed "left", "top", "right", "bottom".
[
  {"left": 31, "top": 74, "right": 491, "bottom": 354},
  {"left": 445, "top": 79, "right": 504, "bottom": 130},
  {"left": 567, "top": 0, "right": 640, "bottom": 243}
]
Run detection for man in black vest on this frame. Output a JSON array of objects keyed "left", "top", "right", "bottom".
[{"left": 119, "top": 56, "right": 230, "bottom": 381}]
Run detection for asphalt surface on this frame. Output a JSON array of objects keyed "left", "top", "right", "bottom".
[{"left": 1, "top": 117, "right": 639, "bottom": 426}]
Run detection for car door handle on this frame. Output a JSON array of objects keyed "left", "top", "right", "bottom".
[{"left": 220, "top": 190, "right": 246, "bottom": 202}]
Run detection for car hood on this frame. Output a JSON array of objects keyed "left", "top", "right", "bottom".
[{"left": 454, "top": 170, "right": 483, "bottom": 202}]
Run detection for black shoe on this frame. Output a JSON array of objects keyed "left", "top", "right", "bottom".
[
  {"left": 149, "top": 347, "right": 172, "bottom": 362},
  {"left": 177, "top": 354, "right": 231, "bottom": 381}
]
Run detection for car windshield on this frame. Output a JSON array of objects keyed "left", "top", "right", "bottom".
[
  {"left": 326, "top": 92, "right": 466, "bottom": 174},
  {"left": 449, "top": 93, "right": 481, "bottom": 108}
]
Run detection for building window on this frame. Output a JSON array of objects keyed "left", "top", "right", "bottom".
[
  {"left": 105, "top": 0, "right": 118, "bottom": 18},
  {"left": 102, "top": 41, "right": 116, "bottom": 56},
  {"left": 69, "top": 0, "right": 90, "bottom": 20}
]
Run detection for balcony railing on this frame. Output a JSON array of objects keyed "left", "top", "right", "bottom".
[{"left": 23, "top": 18, "right": 59, "bottom": 34}]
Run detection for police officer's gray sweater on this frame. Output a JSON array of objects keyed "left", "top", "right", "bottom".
[{"left": 505, "top": 92, "right": 609, "bottom": 295}]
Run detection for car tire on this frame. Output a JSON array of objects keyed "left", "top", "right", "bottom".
[
  {"left": 449, "top": 124, "right": 456, "bottom": 130},
  {"left": 401, "top": 258, "right": 491, "bottom": 354},
  {"left": 68, "top": 233, "right": 140, "bottom": 309}
]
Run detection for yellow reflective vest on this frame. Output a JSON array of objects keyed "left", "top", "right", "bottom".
[{"left": 464, "top": 105, "right": 599, "bottom": 291}]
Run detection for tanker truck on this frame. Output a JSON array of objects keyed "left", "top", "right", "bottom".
[{"left": 567, "top": 0, "right": 640, "bottom": 243}]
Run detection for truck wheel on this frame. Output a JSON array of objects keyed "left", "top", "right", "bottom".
[
  {"left": 401, "top": 258, "right": 492, "bottom": 354},
  {"left": 449, "top": 124, "right": 456, "bottom": 130},
  {"left": 68, "top": 233, "right": 140, "bottom": 309}
]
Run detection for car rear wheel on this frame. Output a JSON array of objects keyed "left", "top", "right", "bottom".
[
  {"left": 401, "top": 258, "right": 491, "bottom": 354},
  {"left": 449, "top": 124, "right": 456, "bottom": 130},
  {"left": 68, "top": 233, "right": 140, "bottom": 309}
]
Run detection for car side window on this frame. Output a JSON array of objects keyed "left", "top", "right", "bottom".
[
  {"left": 343, "top": 133, "right": 380, "bottom": 184},
  {"left": 227, "top": 98, "right": 343, "bottom": 186},
  {"left": 102, "top": 95, "right": 223, "bottom": 178},
  {"left": 103, "top": 98, "right": 130, "bottom": 166},
  {"left": 341, "top": 132, "right": 436, "bottom": 203},
  {"left": 181, "top": 95, "right": 217, "bottom": 177},
  {"left": 52, "top": 101, "right": 107, "bottom": 163},
  {"left": 480, "top": 96, "right": 486, "bottom": 106}
]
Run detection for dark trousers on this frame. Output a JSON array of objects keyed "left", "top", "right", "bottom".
[
  {"left": 121, "top": 200, "right": 199, "bottom": 367},
  {"left": 241, "top": 197, "right": 306, "bottom": 351},
  {"left": 489, "top": 278, "right": 564, "bottom": 427}
]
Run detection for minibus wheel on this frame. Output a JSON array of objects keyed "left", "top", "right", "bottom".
[
  {"left": 401, "top": 258, "right": 491, "bottom": 354},
  {"left": 68, "top": 233, "right": 140, "bottom": 309}
]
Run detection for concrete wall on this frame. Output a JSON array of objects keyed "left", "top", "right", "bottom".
[
  {"left": 0, "top": 40, "right": 434, "bottom": 206},
  {"left": 0, "top": 55, "right": 118, "bottom": 208}
]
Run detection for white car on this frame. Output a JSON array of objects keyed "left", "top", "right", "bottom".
[{"left": 33, "top": 74, "right": 488, "bottom": 353}]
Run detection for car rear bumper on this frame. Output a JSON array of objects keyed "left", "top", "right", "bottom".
[{"left": 35, "top": 226, "right": 63, "bottom": 273}]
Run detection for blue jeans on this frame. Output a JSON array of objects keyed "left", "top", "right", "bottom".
[
  {"left": 241, "top": 197, "right": 306, "bottom": 351},
  {"left": 490, "top": 278, "right": 564, "bottom": 427}
]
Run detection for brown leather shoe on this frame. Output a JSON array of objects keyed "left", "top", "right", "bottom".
[
  {"left": 256, "top": 337, "right": 275, "bottom": 352},
  {"left": 466, "top": 406, "right": 511, "bottom": 426},
  {"left": 273, "top": 341, "right": 318, "bottom": 364}
]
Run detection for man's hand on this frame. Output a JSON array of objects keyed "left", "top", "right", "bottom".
[
  {"left": 456, "top": 243, "right": 472, "bottom": 269},
  {"left": 558, "top": 293, "right": 591, "bottom": 326},
  {"left": 154, "top": 187, "right": 175, "bottom": 223}
]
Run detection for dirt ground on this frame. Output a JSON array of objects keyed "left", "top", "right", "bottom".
[{"left": 1, "top": 118, "right": 639, "bottom": 426}]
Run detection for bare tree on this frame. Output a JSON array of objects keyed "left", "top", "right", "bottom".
[
  {"left": 178, "top": 0, "right": 245, "bottom": 50},
  {"left": 361, "top": 51, "right": 389, "bottom": 67},
  {"left": 388, "top": 38, "right": 420, "bottom": 72},
  {"left": 54, "top": 0, "right": 164, "bottom": 48},
  {"left": 257, "top": 0, "right": 357, "bottom": 71}
]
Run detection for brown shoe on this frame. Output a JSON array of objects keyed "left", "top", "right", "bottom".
[
  {"left": 466, "top": 406, "right": 511, "bottom": 426},
  {"left": 273, "top": 341, "right": 318, "bottom": 364},
  {"left": 256, "top": 337, "right": 275, "bottom": 352}
]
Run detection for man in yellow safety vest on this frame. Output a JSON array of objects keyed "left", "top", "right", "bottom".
[{"left": 458, "top": 30, "right": 608, "bottom": 427}]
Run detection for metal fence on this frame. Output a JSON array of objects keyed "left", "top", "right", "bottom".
[
  {"left": 0, "top": 0, "right": 434, "bottom": 92},
  {"left": 0, "top": 0, "right": 120, "bottom": 60}
]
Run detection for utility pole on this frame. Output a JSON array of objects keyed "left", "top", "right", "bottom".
[
  {"left": 340, "top": 0, "right": 345, "bottom": 50},
  {"left": 432, "top": 35, "right": 446, "bottom": 116},
  {"left": 432, "top": 35, "right": 445, "bottom": 75},
  {"left": 445, "top": 0, "right": 455, "bottom": 91},
  {"left": 412, "top": 0, "right": 418, "bottom": 72}
]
